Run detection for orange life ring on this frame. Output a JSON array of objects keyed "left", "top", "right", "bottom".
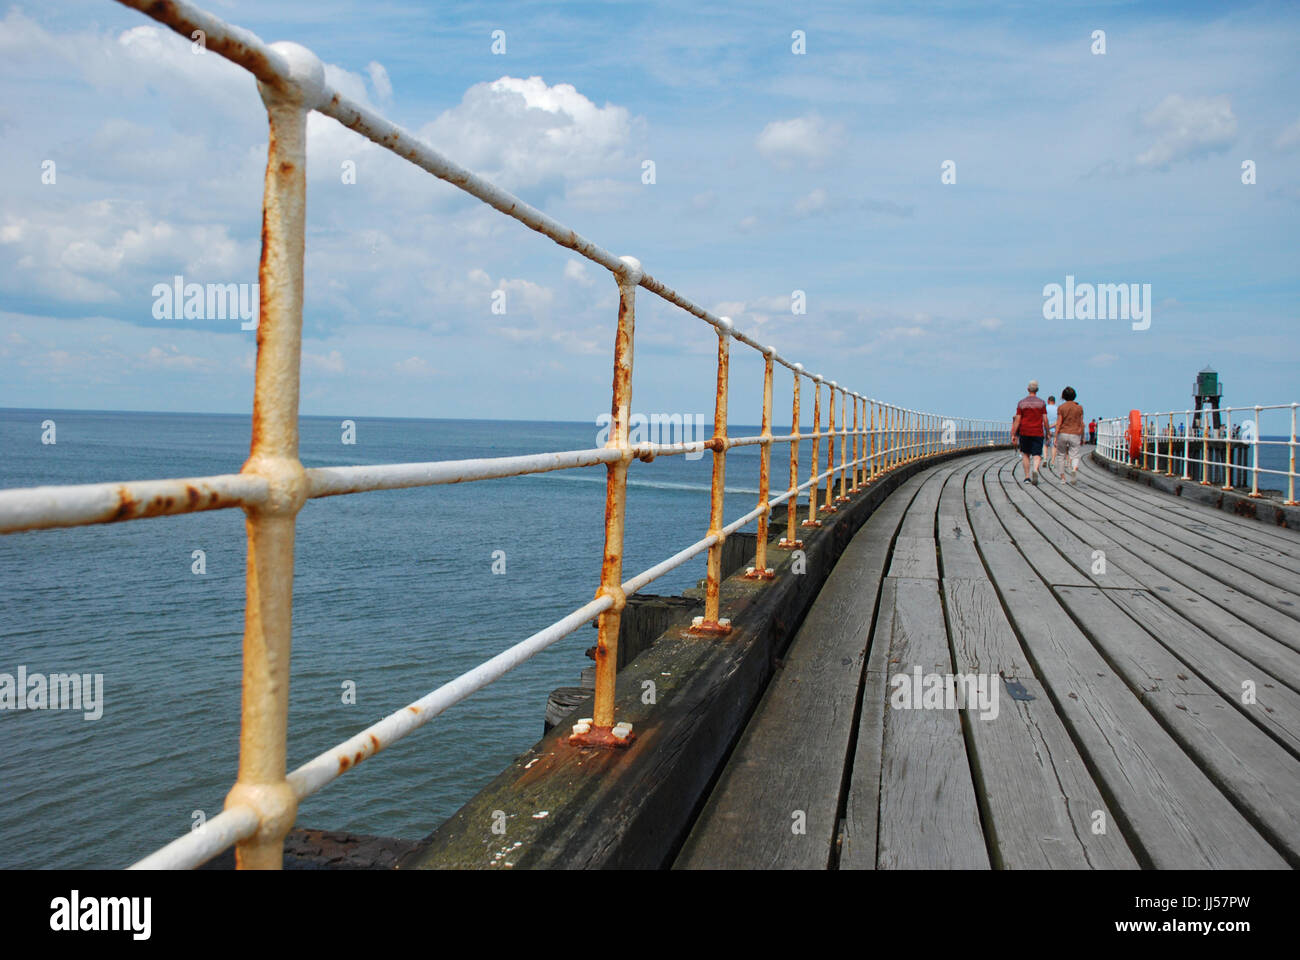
[{"left": 1127, "top": 410, "right": 1142, "bottom": 459}]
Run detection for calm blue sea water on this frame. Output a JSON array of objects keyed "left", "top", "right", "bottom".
[{"left": 0, "top": 408, "right": 814, "bottom": 869}]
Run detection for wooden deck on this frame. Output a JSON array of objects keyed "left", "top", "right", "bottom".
[{"left": 674, "top": 448, "right": 1300, "bottom": 869}]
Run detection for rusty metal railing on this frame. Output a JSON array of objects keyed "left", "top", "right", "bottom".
[
  {"left": 0, "top": 0, "right": 1012, "bottom": 869},
  {"left": 1098, "top": 404, "right": 1299, "bottom": 504}
]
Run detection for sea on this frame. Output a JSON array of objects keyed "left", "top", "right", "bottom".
[
  {"left": 0, "top": 409, "right": 807, "bottom": 869},
  {"left": 0, "top": 409, "right": 1290, "bottom": 869}
]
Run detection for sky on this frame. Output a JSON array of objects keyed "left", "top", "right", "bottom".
[{"left": 0, "top": 0, "right": 1297, "bottom": 425}]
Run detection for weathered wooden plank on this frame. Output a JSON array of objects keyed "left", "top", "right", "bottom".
[
  {"left": 1037, "top": 476, "right": 1300, "bottom": 672},
  {"left": 1088, "top": 480, "right": 1300, "bottom": 576},
  {"left": 1102, "top": 587, "right": 1300, "bottom": 756},
  {"left": 1079, "top": 483, "right": 1300, "bottom": 590},
  {"left": 1079, "top": 456, "right": 1300, "bottom": 557},
  {"left": 888, "top": 536, "right": 939, "bottom": 579},
  {"left": 964, "top": 463, "right": 1014, "bottom": 543},
  {"left": 673, "top": 469, "right": 934, "bottom": 869},
  {"left": 1056, "top": 585, "right": 1300, "bottom": 864},
  {"left": 1108, "top": 515, "right": 1300, "bottom": 612},
  {"left": 1055, "top": 480, "right": 1300, "bottom": 650},
  {"left": 941, "top": 576, "right": 1033, "bottom": 683},
  {"left": 839, "top": 573, "right": 900, "bottom": 871},
  {"left": 981, "top": 464, "right": 1092, "bottom": 588},
  {"left": 937, "top": 467, "right": 992, "bottom": 580},
  {"left": 841, "top": 458, "right": 1007, "bottom": 870},
  {"left": 970, "top": 512, "right": 1288, "bottom": 868},
  {"left": 996, "top": 461, "right": 1146, "bottom": 590},
  {"left": 898, "top": 466, "right": 951, "bottom": 538},
  {"left": 873, "top": 576, "right": 989, "bottom": 869},
  {"left": 942, "top": 582, "right": 1139, "bottom": 869}
]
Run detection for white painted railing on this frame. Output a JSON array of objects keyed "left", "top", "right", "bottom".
[{"left": 1097, "top": 404, "right": 1299, "bottom": 504}]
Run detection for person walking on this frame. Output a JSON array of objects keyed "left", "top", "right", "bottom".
[
  {"left": 1012, "top": 380, "right": 1048, "bottom": 485},
  {"left": 1054, "top": 387, "right": 1085, "bottom": 484},
  {"left": 1046, "top": 395, "right": 1058, "bottom": 468},
  {"left": 1088, "top": 418, "right": 1097, "bottom": 445}
]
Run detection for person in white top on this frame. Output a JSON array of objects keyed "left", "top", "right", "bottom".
[{"left": 1045, "top": 395, "right": 1058, "bottom": 468}]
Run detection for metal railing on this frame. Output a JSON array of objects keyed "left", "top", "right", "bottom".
[
  {"left": 1097, "top": 404, "right": 1299, "bottom": 504},
  {"left": 0, "top": 0, "right": 1011, "bottom": 869}
]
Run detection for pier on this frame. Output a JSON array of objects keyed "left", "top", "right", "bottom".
[
  {"left": 677, "top": 449, "right": 1300, "bottom": 870},
  {"left": 399, "top": 447, "right": 1299, "bottom": 870},
  {"left": 2, "top": 0, "right": 1296, "bottom": 874}
]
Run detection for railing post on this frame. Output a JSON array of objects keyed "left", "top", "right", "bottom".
[
  {"left": 803, "top": 377, "right": 823, "bottom": 528},
  {"left": 1221, "top": 407, "right": 1234, "bottom": 490},
  {"left": 883, "top": 405, "right": 890, "bottom": 471},
  {"left": 869, "top": 401, "right": 878, "bottom": 479},
  {"left": 1288, "top": 403, "right": 1298, "bottom": 505},
  {"left": 691, "top": 318, "right": 734, "bottom": 634},
  {"left": 226, "top": 43, "right": 326, "bottom": 870},
  {"left": 882, "top": 404, "right": 889, "bottom": 471},
  {"left": 1182, "top": 411, "right": 1191, "bottom": 480},
  {"left": 779, "top": 366, "right": 803, "bottom": 549},
  {"left": 746, "top": 347, "right": 777, "bottom": 580},
  {"left": 1167, "top": 412, "right": 1176, "bottom": 476},
  {"left": 850, "top": 394, "right": 861, "bottom": 493},
  {"left": 821, "top": 382, "right": 837, "bottom": 513},
  {"left": 889, "top": 405, "right": 897, "bottom": 469},
  {"left": 836, "top": 387, "right": 849, "bottom": 502},
  {"left": 572, "top": 256, "right": 642, "bottom": 747},
  {"left": 1200, "top": 409, "right": 1210, "bottom": 484},
  {"left": 1249, "top": 405, "right": 1262, "bottom": 498}
]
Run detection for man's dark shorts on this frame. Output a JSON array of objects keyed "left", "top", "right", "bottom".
[{"left": 1019, "top": 435, "right": 1044, "bottom": 457}]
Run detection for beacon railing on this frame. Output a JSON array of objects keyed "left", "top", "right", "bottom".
[
  {"left": 1097, "top": 404, "right": 1299, "bottom": 505},
  {"left": 0, "top": 0, "right": 1011, "bottom": 869}
]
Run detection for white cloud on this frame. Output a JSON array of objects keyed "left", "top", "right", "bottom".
[
  {"left": 978, "top": 317, "right": 1002, "bottom": 331},
  {"left": 1275, "top": 116, "right": 1300, "bottom": 152},
  {"left": 564, "top": 177, "right": 638, "bottom": 211},
  {"left": 564, "top": 259, "right": 594, "bottom": 286},
  {"left": 756, "top": 115, "right": 844, "bottom": 167},
  {"left": 141, "top": 344, "right": 213, "bottom": 370},
  {"left": 393, "top": 355, "right": 432, "bottom": 375},
  {"left": 367, "top": 61, "right": 393, "bottom": 101},
  {"left": 304, "top": 350, "right": 345, "bottom": 374},
  {"left": 1135, "top": 94, "right": 1236, "bottom": 169},
  {"left": 793, "top": 188, "right": 828, "bottom": 216},
  {"left": 420, "top": 76, "right": 638, "bottom": 192},
  {"left": 690, "top": 191, "right": 717, "bottom": 212}
]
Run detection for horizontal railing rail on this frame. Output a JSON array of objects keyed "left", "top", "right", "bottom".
[
  {"left": 1097, "top": 403, "right": 1298, "bottom": 504},
  {"left": 2, "top": 0, "right": 1012, "bottom": 869}
]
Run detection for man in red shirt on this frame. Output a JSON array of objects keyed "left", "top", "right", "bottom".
[
  {"left": 1088, "top": 418, "right": 1097, "bottom": 445},
  {"left": 1011, "top": 380, "right": 1048, "bottom": 485}
]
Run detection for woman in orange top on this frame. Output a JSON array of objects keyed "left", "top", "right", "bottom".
[{"left": 1053, "top": 387, "right": 1085, "bottom": 484}]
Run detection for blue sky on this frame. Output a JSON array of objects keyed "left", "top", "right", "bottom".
[{"left": 1, "top": 0, "right": 1296, "bottom": 425}]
